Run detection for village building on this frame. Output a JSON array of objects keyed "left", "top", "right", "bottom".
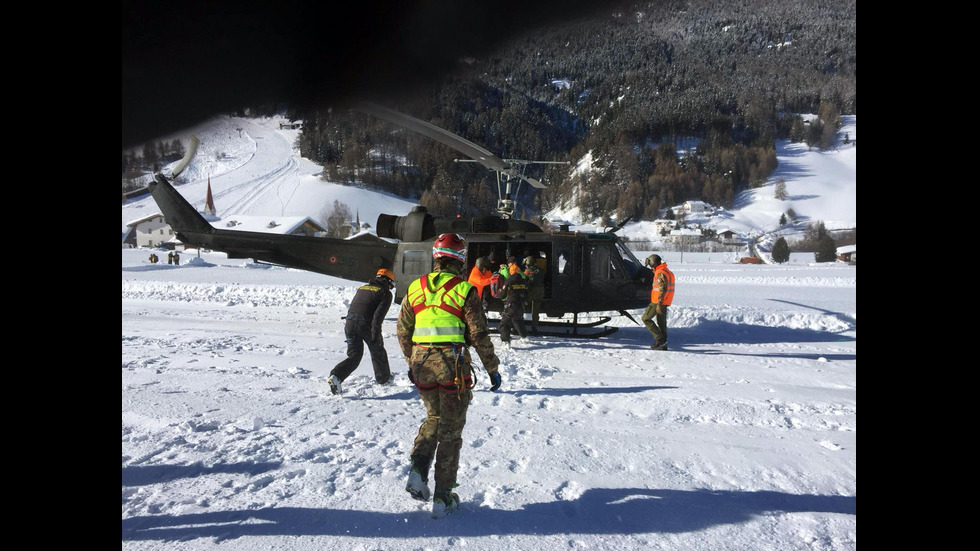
[
  {"left": 652, "top": 219, "right": 676, "bottom": 236},
  {"left": 667, "top": 227, "right": 703, "bottom": 246},
  {"left": 836, "top": 244, "right": 856, "bottom": 264},
  {"left": 125, "top": 212, "right": 177, "bottom": 248},
  {"left": 681, "top": 200, "right": 710, "bottom": 215}
]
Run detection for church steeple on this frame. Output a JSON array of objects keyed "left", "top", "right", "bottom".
[{"left": 204, "top": 176, "right": 216, "bottom": 215}]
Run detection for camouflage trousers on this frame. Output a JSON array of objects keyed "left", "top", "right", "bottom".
[
  {"left": 641, "top": 302, "right": 668, "bottom": 343},
  {"left": 408, "top": 345, "right": 475, "bottom": 493},
  {"left": 526, "top": 298, "right": 541, "bottom": 333}
]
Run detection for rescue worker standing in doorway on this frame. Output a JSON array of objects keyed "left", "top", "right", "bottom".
[
  {"left": 328, "top": 268, "right": 396, "bottom": 394},
  {"left": 466, "top": 256, "right": 494, "bottom": 313},
  {"left": 397, "top": 233, "right": 501, "bottom": 519},
  {"left": 642, "top": 254, "right": 675, "bottom": 350},
  {"left": 522, "top": 255, "right": 544, "bottom": 334}
]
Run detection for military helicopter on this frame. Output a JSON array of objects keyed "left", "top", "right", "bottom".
[{"left": 147, "top": 102, "right": 653, "bottom": 337}]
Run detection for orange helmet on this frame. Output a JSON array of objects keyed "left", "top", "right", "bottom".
[
  {"left": 432, "top": 233, "right": 467, "bottom": 262},
  {"left": 376, "top": 268, "right": 395, "bottom": 282}
]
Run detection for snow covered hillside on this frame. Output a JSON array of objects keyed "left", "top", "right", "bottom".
[{"left": 123, "top": 113, "right": 855, "bottom": 262}]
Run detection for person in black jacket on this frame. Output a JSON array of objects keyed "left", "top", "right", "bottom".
[
  {"left": 497, "top": 258, "right": 528, "bottom": 348},
  {"left": 328, "top": 268, "right": 396, "bottom": 394}
]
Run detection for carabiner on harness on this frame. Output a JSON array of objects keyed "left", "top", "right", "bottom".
[{"left": 452, "top": 344, "right": 464, "bottom": 400}]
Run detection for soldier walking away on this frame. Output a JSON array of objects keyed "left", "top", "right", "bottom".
[
  {"left": 498, "top": 257, "right": 528, "bottom": 347},
  {"left": 167, "top": 251, "right": 174, "bottom": 265},
  {"left": 641, "top": 254, "right": 675, "bottom": 350},
  {"left": 522, "top": 255, "right": 544, "bottom": 334},
  {"left": 173, "top": 251, "right": 180, "bottom": 265},
  {"left": 328, "top": 268, "right": 396, "bottom": 395},
  {"left": 396, "top": 233, "right": 501, "bottom": 519}
]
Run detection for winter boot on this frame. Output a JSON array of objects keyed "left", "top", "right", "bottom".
[
  {"left": 405, "top": 455, "right": 431, "bottom": 501},
  {"left": 328, "top": 375, "right": 343, "bottom": 395},
  {"left": 405, "top": 466, "right": 430, "bottom": 502},
  {"left": 431, "top": 490, "right": 459, "bottom": 519}
]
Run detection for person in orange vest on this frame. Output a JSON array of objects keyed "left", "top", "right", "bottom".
[
  {"left": 466, "top": 256, "right": 494, "bottom": 312},
  {"left": 642, "top": 254, "right": 675, "bottom": 350}
]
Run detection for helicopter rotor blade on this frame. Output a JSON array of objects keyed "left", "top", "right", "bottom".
[
  {"left": 520, "top": 175, "right": 545, "bottom": 189},
  {"left": 356, "top": 101, "right": 512, "bottom": 173},
  {"left": 167, "top": 135, "right": 200, "bottom": 179}
]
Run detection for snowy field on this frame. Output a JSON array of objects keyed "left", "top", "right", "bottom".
[{"left": 122, "top": 247, "right": 856, "bottom": 550}]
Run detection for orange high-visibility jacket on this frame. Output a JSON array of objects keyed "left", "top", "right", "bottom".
[
  {"left": 650, "top": 263, "right": 675, "bottom": 305},
  {"left": 467, "top": 265, "right": 493, "bottom": 298}
]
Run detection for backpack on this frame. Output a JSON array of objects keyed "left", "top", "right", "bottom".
[{"left": 489, "top": 272, "right": 504, "bottom": 298}]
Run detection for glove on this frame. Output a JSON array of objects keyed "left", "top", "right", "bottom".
[
  {"left": 656, "top": 304, "right": 664, "bottom": 315},
  {"left": 489, "top": 371, "right": 502, "bottom": 392},
  {"left": 407, "top": 369, "right": 417, "bottom": 386}
]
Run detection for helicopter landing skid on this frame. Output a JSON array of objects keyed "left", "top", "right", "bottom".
[{"left": 488, "top": 316, "right": 618, "bottom": 339}]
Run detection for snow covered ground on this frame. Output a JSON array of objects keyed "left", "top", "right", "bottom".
[
  {"left": 122, "top": 111, "right": 856, "bottom": 550},
  {"left": 122, "top": 248, "right": 855, "bottom": 550}
]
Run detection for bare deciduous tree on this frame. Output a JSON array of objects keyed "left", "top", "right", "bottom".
[{"left": 774, "top": 178, "right": 787, "bottom": 200}]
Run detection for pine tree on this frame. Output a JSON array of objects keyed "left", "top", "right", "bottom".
[
  {"left": 815, "top": 236, "right": 837, "bottom": 263},
  {"left": 771, "top": 237, "right": 790, "bottom": 263}
]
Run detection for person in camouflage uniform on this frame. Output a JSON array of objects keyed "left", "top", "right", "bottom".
[
  {"left": 397, "top": 233, "right": 502, "bottom": 518},
  {"left": 522, "top": 255, "right": 544, "bottom": 334}
]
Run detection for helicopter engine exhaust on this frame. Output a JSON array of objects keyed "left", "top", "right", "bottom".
[{"left": 377, "top": 206, "right": 437, "bottom": 242}]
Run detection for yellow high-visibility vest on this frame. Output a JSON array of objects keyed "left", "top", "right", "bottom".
[{"left": 406, "top": 272, "right": 474, "bottom": 344}]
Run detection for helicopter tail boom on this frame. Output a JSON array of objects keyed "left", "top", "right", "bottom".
[{"left": 147, "top": 174, "right": 397, "bottom": 281}]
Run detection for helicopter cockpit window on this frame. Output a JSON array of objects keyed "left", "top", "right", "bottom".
[
  {"left": 588, "top": 244, "right": 626, "bottom": 281},
  {"left": 615, "top": 241, "right": 643, "bottom": 278},
  {"left": 401, "top": 249, "right": 430, "bottom": 277},
  {"left": 557, "top": 249, "right": 571, "bottom": 274}
]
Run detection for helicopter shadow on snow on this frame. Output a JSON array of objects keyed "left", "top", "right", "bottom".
[
  {"left": 654, "top": 321, "right": 856, "bottom": 362},
  {"left": 530, "top": 319, "right": 855, "bottom": 361}
]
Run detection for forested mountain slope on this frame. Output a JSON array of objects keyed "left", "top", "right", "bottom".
[
  {"left": 293, "top": 0, "right": 854, "bottom": 224},
  {"left": 124, "top": 0, "right": 855, "bottom": 226}
]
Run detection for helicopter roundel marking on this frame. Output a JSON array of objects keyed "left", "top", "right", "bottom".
[{"left": 328, "top": 255, "right": 338, "bottom": 264}]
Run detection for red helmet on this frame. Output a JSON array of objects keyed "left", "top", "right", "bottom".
[{"left": 432, "top": 233, "right": 467, "bottom": 262}]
